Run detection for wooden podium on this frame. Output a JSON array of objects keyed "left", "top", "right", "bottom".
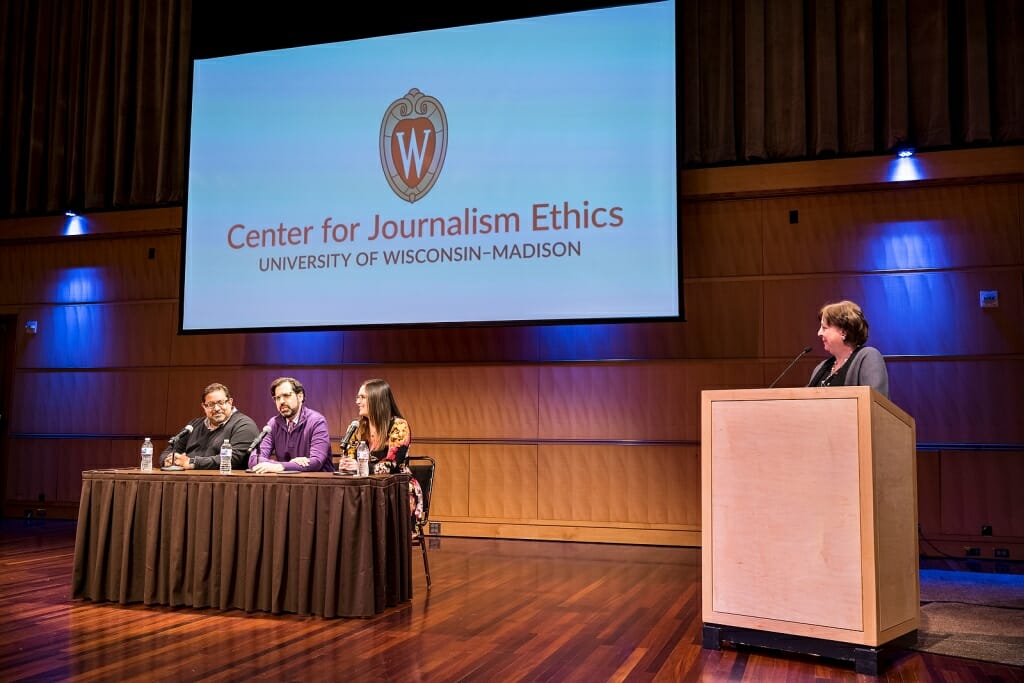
[{"left": 700, "top": 387, "right": 919, "bottom": 675}]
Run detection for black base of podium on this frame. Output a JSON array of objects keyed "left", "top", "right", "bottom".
[{"left": 702, "top": 622, "right": 918, "bottom": 676}]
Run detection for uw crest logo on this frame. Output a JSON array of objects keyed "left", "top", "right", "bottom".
[{"left": 380, "top": 88, "right": 448, "bottom": 203}]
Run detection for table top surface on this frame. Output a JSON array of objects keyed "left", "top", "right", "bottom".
[{"left": 82, "top": 468, "right": 408, "bottom": 486}]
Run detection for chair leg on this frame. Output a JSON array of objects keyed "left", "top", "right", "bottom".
[{"left": 420, "top": 535, "right": 431, "bottom": 589}]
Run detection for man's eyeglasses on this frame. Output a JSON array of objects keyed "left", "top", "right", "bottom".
[
  {"left": 274, "top": 392, "right": 296, "bottom": 403},
  {"left": 203, "top": 399, "right": 231, "bottom": 410}
]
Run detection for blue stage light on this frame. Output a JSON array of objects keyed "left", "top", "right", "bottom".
[
  {"left": 49, "top": 267, "right": 105, "bottom": 303},
  {"left": 63, "top": 214, "right": 86, "bottom": 236},
  {"left": 860, "top": 221, "right": 953, "bottom": 270},
  {"left": 887, "top": 157, "right": 924, "bottom": 182}
]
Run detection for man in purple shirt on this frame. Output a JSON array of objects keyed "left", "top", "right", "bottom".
[{"left": 249, "top": 377, "right": 334, "bottom": 473}]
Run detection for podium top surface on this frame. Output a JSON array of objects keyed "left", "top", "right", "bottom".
[{"left": 700, "top": 386, "right": 913, "bottom": 426}]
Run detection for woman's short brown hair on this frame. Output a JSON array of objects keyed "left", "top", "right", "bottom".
[{"left": 819, "top": 300, "right": 869, "bottom": 347}]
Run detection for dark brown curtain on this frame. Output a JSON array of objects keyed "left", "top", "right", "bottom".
[
  {"left": 682, "top": 0, "right": 1023, "bottom": 165},
  {"left": 1, "top": 0, "right": 190, "bottom": 217},
  {"left": 2, "top": 0, "right": 1022, "bottom": 218}
]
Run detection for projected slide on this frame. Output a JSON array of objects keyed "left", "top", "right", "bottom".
[{"left": 182, "top": 1, "right": 679, "bottom": 331}]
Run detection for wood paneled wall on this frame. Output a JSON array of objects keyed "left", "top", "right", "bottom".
[{"left": 1, "top": 148, "right": 1022, "bottom": 556}]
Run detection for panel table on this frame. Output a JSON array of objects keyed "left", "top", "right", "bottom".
[{"left": 73, "top": 469, "right": 412, "bottom": 618}]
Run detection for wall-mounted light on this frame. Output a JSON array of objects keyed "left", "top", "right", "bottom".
[
  {"left": 25, "top": 320, "right": 38, "bottom": 335},
  {"left": 64, "top": 212, "right": 86, "bottom": 236},
  {"left": 888, "top": 142, "right": 923, "bottom": 182}
]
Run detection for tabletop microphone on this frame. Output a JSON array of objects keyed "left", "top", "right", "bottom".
[
  {"left": 169, "top": 424, "right": 194, "bottom": 444},
  {"left": 340, "top": 419, "right": 360, "bottom": 450},
  {"left": 162, "top": 424, "right": 193, "bottom": 470},
  {"left": 768, "top": 346, "right": 813, "bottom": 388},
  {"left": 246, "top": 425, "right": 272, "bottom": 454}
]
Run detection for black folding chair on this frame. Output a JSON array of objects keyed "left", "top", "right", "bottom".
[{"left": 407, "top": 455, "right": 435, "bottom": 589}]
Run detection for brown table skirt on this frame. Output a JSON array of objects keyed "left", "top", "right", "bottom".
[{"left": 72, "top": 470, "right": 412, "bottom": 618}]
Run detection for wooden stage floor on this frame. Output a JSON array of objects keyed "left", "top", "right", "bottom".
[{"left": 1, "top": 518, "right": 1021, "bottom": 682}]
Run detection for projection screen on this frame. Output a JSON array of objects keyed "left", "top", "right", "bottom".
[{"left": 181, "top": 0, "right": 680, "bottom": 332}]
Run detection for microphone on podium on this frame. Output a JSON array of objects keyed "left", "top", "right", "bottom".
[{"left": 768, "top": 346, "right": 813, "bottom": 388}]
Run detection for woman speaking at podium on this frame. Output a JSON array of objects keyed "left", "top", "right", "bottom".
[{"left": 808, "top": 300, "right": 889, "bottom": 398}]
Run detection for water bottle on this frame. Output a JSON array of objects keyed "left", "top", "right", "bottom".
[
  {"left": 219, "top": 438, "right": 232, "bottom": 474},
  {"left": 140, "top": 437, "right": 153, "bottom": 471},
  {"left": 356, "top": 441, "right": 370, "bottom": 477}
]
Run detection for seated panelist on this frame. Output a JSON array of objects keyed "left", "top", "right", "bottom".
[
  {"left": 340, "top": 378, "right": 423, "bottom": 523},
  {"left": 161, "top": 382, "right": 260, "bottom": 470},
  {"left": 249, "top": 377, "right": 334, "bottom": 473}
]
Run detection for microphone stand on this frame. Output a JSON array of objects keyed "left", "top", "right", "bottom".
[
  {"left": 334, "top": 420, "right": 360, "bottom": 476},
  {"left": 161, "top": 433, "right": 185, "bottom": 470},
  {"left": 335, "top": 433, "right": 359, "bottom": 476},
  {"left": 768, "top": 346, "right": 813, "bottom": 389},
  {"left": 245, "top": 426, "right": 271, "bottom": 471}
]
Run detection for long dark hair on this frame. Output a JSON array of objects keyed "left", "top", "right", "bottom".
[{"left": 358, "top": 378, "right": 403, "bottom": 449}]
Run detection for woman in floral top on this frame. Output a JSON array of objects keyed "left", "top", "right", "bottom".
[{"left": 343, "top": 378, "right": 424, "bottom": 523}]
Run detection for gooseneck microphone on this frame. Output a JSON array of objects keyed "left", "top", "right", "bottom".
[
  {"left": 170, "top": 424, "right": 194, "bottom": 444},
  {"left": 246, "top": 425, "right": 272, "bottom": 454},
  {"left": 768, "top": 346, "right": 813, "bottom": 388},
  {"left": 162, "top": 424, "right": 194, "bottom": 470},
  {"left": 340, "top": 420, "right": 360, "bottom": 451}
]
